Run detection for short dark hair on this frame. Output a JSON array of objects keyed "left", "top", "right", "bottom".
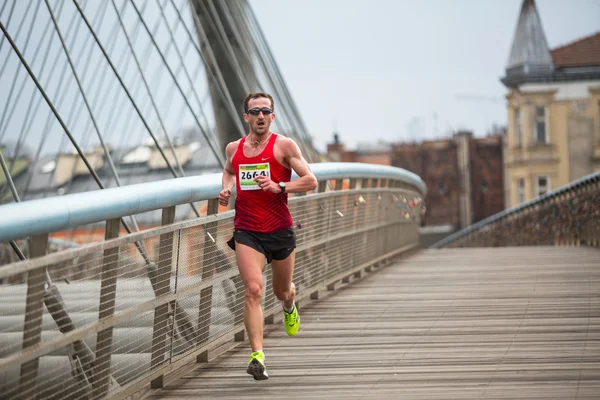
[{"left": 244, "top": 92, "right": 274, "bottom": 113}]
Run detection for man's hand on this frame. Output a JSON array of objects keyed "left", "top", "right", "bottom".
[
  {"left": 218, "top": 188, "right": 231, "bottom": 206},
  {"left": 255, "top": 175, "right": 281, "bottom": 193}
]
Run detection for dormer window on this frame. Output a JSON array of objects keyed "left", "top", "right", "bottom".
[
  {"left": 40, "top": 160, "right": 56, "bottom": 173},
  {"left": 122, "top": 147, "right": 151, "bottom": 164}
]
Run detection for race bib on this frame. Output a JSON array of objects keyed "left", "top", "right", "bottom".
[{"left": 239, "top": 163, "right": 270, "bottom": 190}]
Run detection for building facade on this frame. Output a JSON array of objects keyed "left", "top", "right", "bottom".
[
  {"left": 327, "top": 130, "right": 505, "bottom": 230},
  {"left": 392, "top": 132, "right": 504, "bottom": 229},
  {"left": 502, "top": 0, "right": 600, "bottom": 208}
]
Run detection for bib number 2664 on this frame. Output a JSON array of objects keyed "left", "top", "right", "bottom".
[
  {"left": 240, "top": 170, "right": 267, "bottom": 180},
  {"left": 239, "top": 163, "right": 270, "bottom": 190}
]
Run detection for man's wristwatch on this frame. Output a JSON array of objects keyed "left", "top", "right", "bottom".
[{"left": 278, "top": 182, "right": 286, "bottom": 193}]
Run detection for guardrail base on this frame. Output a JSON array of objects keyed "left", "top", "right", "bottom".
[
  {"left": 150, "top": 376, "right": 163, "bottom": 389},
  {"left": 234, "top": 329, "right": 245, "bottom": 342},
  {"left": 196, "top": 351, "right": 208, "bottom": 363}
]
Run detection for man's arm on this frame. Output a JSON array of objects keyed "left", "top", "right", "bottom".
[
  {"left": 219, "top": 142, "right": 237, "bottom": 207},
  {"left": 221, "top": 142, "right": 237, "bottom": 190},
  {"left": 282, "top": 138, "right": 317, "bottom": 193},
  {"left": 254, "top": 137, "right": 317, "bottom": 194}
]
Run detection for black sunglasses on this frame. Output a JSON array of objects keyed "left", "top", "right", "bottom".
[{"left": 246, "top": 107, "right": 273, "bottom": 116}]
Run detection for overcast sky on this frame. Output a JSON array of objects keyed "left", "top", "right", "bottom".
[
  {"left": 250, "top": 0, "right": 600, "bottom": 152},
  {"left": 1, "top": 0, "right": 598, "bottom": 159}
]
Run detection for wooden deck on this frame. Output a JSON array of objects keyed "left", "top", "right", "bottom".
[{"left": 146, "top": 247, "right": 600, "bottom": 399}]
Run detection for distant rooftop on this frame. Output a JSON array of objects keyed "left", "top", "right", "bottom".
[
  {"left": 3, "top": 139, "right": 221, "bottom": 205},
  {"left": 551, "top": 32, "right": 600, "bottom": 68}
]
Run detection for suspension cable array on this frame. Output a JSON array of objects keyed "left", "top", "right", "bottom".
[{"left": 0, "top": 0, "right": 318, "bottom": 256}]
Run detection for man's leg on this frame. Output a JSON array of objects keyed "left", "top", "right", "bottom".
[
  {"left": 272, "top": 251, "right": 300, "bottom": 336},
  {"left": 271, "top": 250, "right": 296, "bottom": 309},
  {"left": 235, "top": 243, "right": 266, "bottom": 352}
]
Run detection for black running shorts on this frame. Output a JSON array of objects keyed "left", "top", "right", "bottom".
[{"left": 227, "top": 227, "right": 296, "bottom": 264}]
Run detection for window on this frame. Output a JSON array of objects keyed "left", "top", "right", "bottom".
[
  {"left": 514, "top": 108, "right": 522, "bottom": 147},
  {"left": 536, "top": 176, "right": 550, "bottom": 197},
  {"left": 40, "top": 160, "right": 56, "bottom": 173},
  {"left": 437, "top": 181, "right": 445, "bottom": 195},
  {"left": 535, "top": 106, "right": 548, "bottom": 144},
  {"left": 517, "top": 178, "right": 525, "bottom": 204},
  {"left": 122, "top": 146, "right": 151, "bottom": 164}
]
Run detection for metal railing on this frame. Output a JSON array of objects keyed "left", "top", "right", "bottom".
[
  {"left": 0, "top": 162, "right": 426, "bottom": 400},
  {"left": 432, "top": 171, "right": 600, "bottom": 248}
]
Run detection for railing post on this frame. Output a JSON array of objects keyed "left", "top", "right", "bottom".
[
  {"left": 233, "top": 287, "right": 245, "bottom": 341},
  {"left": 91, "top": 218, "right": 121, "bottom": 399},
  {"left": 263, "top": 267, "right": 275, "bottom": 324},
  {"left": 232, "top": 200, "right": 246, "bottom": 342},
  {"left": 357, "top": 178, "right": 369, "bottom": 268},
  {"left": 196, "top": 199, "right": 218, "bottom": 363},
  {"left": 231, "top": 199, "right": 247, "bottom": 341},
  {"left": 367, "top": 178, "right": 379, "bottom": 268},
  {"left": 344, "top": 178, "right": 359, "bottom": 282},
  {"left": 150, "top": 206, "right": 176, "bottom": 388},
  {"left": 318, "top": 180, "right": 327, "bottom": 193},
  {"left": 18, "top": 233, "right": 48, "bottom": 400},
  {"left": 326, "top": 179, "right": 344, "bottom": 290},
  {"left": 309, "top": 180, "right": 328, "bottom": 300}
]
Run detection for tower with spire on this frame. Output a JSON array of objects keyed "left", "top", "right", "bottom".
[
  {"left": 501, "top": 0, "right": 600, "bottom": 209},
  {"left": 502, "top": 0, "right": 554, "bottom": 87}
]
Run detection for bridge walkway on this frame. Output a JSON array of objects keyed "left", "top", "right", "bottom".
[{"left": 145, "top": 246, "right": 600, "bottom": 399}]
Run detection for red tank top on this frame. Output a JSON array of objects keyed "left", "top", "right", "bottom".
[{"left": 231, "top": 133, "right": 293, "bottom": 232}]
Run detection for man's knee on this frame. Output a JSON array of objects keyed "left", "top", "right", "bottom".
[
  {"left": 245, "top": 281, "right": 263, "bottom": 305},
  {"left": 274, "top": 282, "right": 295, "bottom": 302}
]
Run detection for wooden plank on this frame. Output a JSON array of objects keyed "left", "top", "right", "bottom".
[
  {"left": 91, "top": 218, "right": 121, "bottom": 399},
  {"left": 150, "top": 206, "right": 177, "bottom": 388},
  {"left": 18, "top": 233, "right": 48, "bottom": 400},
  {"left": 145, "top": 247, "right": 600, "bottom": 400},
  {"left": 196, "top": 199, "right": 219, "bottom": 363}
]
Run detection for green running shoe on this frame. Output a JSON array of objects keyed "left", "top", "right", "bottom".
[
  {"left": 247, "top": 351, "right": 268, "bottom": 380},
  {"left": 284, "top": 305, "right": 300, "bottom": 336}
]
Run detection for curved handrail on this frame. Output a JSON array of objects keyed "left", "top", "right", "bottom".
[
  {"left": 0, "top": 162, "right": 426, "bottom": 243},
  {"left": 431, "top": 170, "right": 600, "bottom": 248}
]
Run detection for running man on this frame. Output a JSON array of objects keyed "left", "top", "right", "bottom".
[{"left": 218, "top": 92, "right": 318, "bottom": 380}]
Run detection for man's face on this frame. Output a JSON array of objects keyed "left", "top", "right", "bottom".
[{"left": 244, "top": 97, "right": 275, "bottom": 135}]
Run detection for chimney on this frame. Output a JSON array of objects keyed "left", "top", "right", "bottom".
[{"left": 327, "top": 132, "right": 345, "bottom": 162}]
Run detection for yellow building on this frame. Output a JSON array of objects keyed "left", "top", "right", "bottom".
[{"left": 501, "top": 0, "right": 600, "bottom": 208}]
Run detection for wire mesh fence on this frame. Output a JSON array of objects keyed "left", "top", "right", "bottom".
[
  {"left": 0, "top": 181, "right": 424, "bottom": 400},
  {"left": 435, "top": 172, "right": 600, "bottom": 248}
]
